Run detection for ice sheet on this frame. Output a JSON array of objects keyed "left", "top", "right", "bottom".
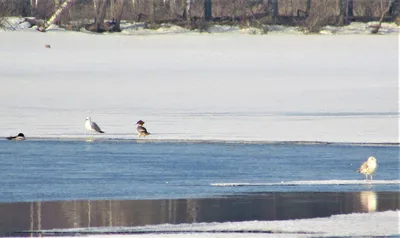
[
  {"left": 211, "top": 179, "right": 400, "bottom": 187},
  {"left": 0, "top": 24, "right": 398, "bottom": 144}
]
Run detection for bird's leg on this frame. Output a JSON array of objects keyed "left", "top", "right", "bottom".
[
  {"left": 88, "top": 131, "right": 94, "bottom": 141},
  {"left": 365, "top": 174, "right": 368, "bottom": 180},
  {"left": 370, "top": 175, "right": 373, "bottom": 181}
]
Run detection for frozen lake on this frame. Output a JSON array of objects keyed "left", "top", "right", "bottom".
[
  {"left": 0, "top": 33, "right": 398, "bottom": 143},
  {"left": 0, "top": 31, "right": 398, "bottom": 237}
]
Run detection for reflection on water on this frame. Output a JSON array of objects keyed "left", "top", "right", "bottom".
[
  {"left": 0, "top": 191, "right": 398, "bottom": 237},
  {"left": 359, "top": 191, "right": 377, "bottom": 212}
]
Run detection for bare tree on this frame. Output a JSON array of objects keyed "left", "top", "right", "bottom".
[
  {"left": 302, "top": 1, "right": 336, "bottom": 33},
  {"left": 337, "top": 0, "right": 346, "bottom": 25},
  {"left": 306, "top": 0, "right": 311, "bottom": 16},
  {"left": 337, "top": 0, "right": 354, "bottom": 23},
  {"left": 204, "top": 0, "right": 212, "bottom": 21},
  {"left": 183, "top": 0, "right": 192, "bottom": 20},
  {"left": 110, "top": 0, "right": 124, "bottom": 31},
  {"left": 267, "top": 0, "right": 278, "bottom": 23},
  {"left": 389, "top": 0, "right": 400, "bottom": 16},
  {"left": 371, "top": 0, "right": 392, "bottom": 33},
  {"left": 347, "top": 0, "right": 354, "bottom": 20},
  {"left": 167, "top": 0, "right": 175, "bottom": 18},
  {"left": 149, "top": 0, "right": 156, "bottom": 23},
  {"left": 296, "top": 0, "right": 310, "bottom": 17},
  {"left": 45, "top": 0, "right": 74, "bottom": 30},
  {"left": 93, "top": 0, "right": 109, "bottom": 31},
  {"left": 29, "top": 0, "right": 39, "bottom": 16}
]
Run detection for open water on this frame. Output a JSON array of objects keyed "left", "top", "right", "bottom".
[{"left": 0, "top": 139, "right": 398, "bottom": 203}]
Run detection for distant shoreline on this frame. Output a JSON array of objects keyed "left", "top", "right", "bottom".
[{"left": 1, "top": 17, "right": 399, "bottom": 35}]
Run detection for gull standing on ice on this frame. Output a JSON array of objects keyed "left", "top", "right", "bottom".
[
  {"left": 136, "top": 120, "right": 150, "bottom": 137},
  {"left": 85, "top": 117, "right": 105, "bottom": 134},
  {"left": 357, "top": 156, "right": 377, "bottom": 181},
  {"left": 6, "top": 133, "right": 25, "bottom": 141}
]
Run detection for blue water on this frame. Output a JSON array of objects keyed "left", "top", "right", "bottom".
[{"left": 0, "top": 140, "right": 398, "bottom": 202}]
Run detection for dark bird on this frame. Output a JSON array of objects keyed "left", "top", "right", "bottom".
[
  {"left": 136, "top": 120, "right": 150, "bottom": 137},
  {"left": 6, "top": 133, "right": 25, "bottom": 141}
]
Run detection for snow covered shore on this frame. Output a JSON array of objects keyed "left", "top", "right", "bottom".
[{"left": 1, "top": 17, "right": 399, "bottom": 35}]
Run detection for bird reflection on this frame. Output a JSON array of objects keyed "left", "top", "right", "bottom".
[{"left": 360, "top": 191, "right": 377, "bottom": 212}]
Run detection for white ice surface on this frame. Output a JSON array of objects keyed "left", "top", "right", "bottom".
[
  {"left": 0, "top": 24, "right": 398, "bottom": 143},
  {"left": 40, "top": 210, "right": 399, "bottom": 237},
  {"left": 211, "top": 179, "right": 400, "bottom": 187}
]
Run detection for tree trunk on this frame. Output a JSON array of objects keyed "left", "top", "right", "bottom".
[
  {"left": 110, "top": 0, "right": 114, "bottom": 16},
  {"left": 371, "top": 0, "right": 394, "bottom": 33},
  {"left": 94, "top": 0, "right": 109, "bottom": 31},
  {"left": 45, "top": 0, "right": 74, "bottom": 29},
  {"left": 20, "top": 0, "right": 32, "bottom": 17},
  {"left": 268, "top": 0, "right": 278, "bottom": 24},
  {"left": 29, "top": 0, "right": 38, "bottom": 16},
  {"left": 389, "top": 0, "right": 400, "bottom": 17},
  {"left": 115, "top": 0, "right": 124, "bottom": 31},
  {"left": 149, "top": 0, "right": 156, "bottom": 24},
  {"left": 306, "top": 0, "right": 311, "bottom": 16},
  {"left": 347, "top": 0, "right": 354, "bottom": 20},
  {"left": 337, "top": 0, "right": 346, "bottom": 25},
  {"left": 110, "top": 0, "right": 124, "bottom": 31},
  {"left": 183, "top": 0, "right": 192, "bottom": 21},
  {"left": 204, "top": 0, "right": 212, "bottom": 21},
  {"left": 232, "top": 0, "right": 236, "bottom": 21},
  {"left": 169, "top": 0, "right": 175, "bottom": 18}
]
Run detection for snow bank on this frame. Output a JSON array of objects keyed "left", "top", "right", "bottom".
[{"left": 39, "top": 210, "right": 399, "bottom": 237}]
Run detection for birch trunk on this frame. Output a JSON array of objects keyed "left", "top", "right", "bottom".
[
  {"left": 45, "top": 0, "right": 74, "bottom": 28},
  {"left": 30, "top": 0, "right": 38, "bottom": 16},
  {"left": 183, "top": 0, "right": 192, "bottom": 21},
  {"left": 169, "top": 0, "right": 175, "bottom": 18}
]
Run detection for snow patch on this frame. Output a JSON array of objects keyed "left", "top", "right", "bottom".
[{"left": 35, "top": 210, "right": 400, "bottom": 237}]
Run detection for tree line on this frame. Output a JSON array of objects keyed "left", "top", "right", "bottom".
[{"left": 0, "top": 0, "right": 399, "bottom": 33}]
